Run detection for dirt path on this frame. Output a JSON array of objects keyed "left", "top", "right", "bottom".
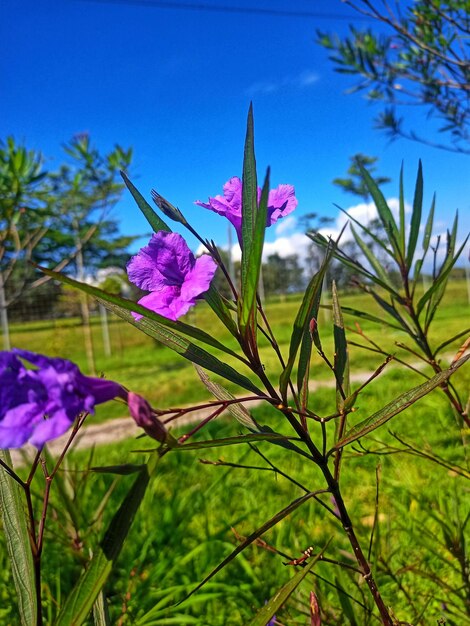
[{"left": 8, "top": 369, "right": 393, "bottom": 467}]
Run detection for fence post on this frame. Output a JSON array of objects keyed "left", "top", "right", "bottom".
[{"left": 0, "top": 272, "right": 11, "bottom": 351}]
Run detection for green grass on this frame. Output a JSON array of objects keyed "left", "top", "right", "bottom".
[
  {"left": 8, "top": 279, "right": 470, "bottom": 422},
  {"left": 2, "top": 279, "right": 469, "bottom": 624},
  {"left": 1, "top": 366, "right": 469, "bottom": 624}
]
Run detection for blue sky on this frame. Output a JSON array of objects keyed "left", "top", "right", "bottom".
[{"left": 2, "top": 0, "right": 469, "bottom": 263}]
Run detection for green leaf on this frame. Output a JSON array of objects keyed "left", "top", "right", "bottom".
[
  {"left": 308, "top": 232, "right": 398, "bottom": 298},
  {"left": 358, "top": 162, "right": 401, "bottom": 257},
  {"left": 350, "top": 224, "right": 392, "bottom": 288},
  {"left": 368, "top": 288, "right": 412, "bottom": 335},
  {"left": 423, "top": 229, "right": 468, "bottom": 330},
  {"left": 177, "top": 432, "right": 295, "bottom": 451},
  {"left": 334, "top": 354, "right": 470, "bottom": 450},
  {"left": 335, "top": 576, "right": 359, "bottom": 626},
  {"left": 421, "top": 194, "right": 435, "bottom": 262},
  {"left": 183, "top": 491, "right": 315, "bottom": 602},
  {"left": 121, "top": 171, "right": 170, "bottom": 233},
  {"left": 434, "top": 327, "right": 470, "bottom": 357},
  {"left": 297, "top": 318, "right": 314, "bottom": 415},
  {"left": 195, "top": 366, "right": 260, "bottom": 431},
  {"left": 280, "top": 245, "right": 332, "bottom": 400},
  {"left": 90, "top": 464, "right": 146, "bottom": 475},
  {"left": 38, "top": 265, "right": 243, "bottom": 363},
  {"left": 240, "top": 103, "right": 258, "bottom": 290},
  {"left": 417, "top": 231, "right": 468, "bottom": 318},
  {"left": 406, "top": 161, "right": 423, "bottom": 269},
  {"left": 92, "top": 591, "right": 110, "bottom": 626},
  {"left": 332, "top": 281, "right": 350, "bottom": 409},
  {"left": 340, "top": 306, "right": 404, "bottom": 332},
  {"left": 239, "top": 168, "right": 269, "bottom": 337},
  {"left": 0, "top": 451, "right": 37, "bottom": 626},
  {"left": 100, "top": 299, "right": 262, "bottom": 394},
  {"left": 55, "top": 455, "right": 160, "bottom": 626},
  {"left": 398, "top": 163, "right": 405, "bottom": 255},
  {"left": 248, "top": 553, "right": 321, "bottom": 626}
]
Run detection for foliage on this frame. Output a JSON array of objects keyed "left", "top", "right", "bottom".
[
  {"left": 1, "top": 108, "right": 469, "bottom": 626},
  {"left": 318, "top": 1, "right": 470, "bottom": 153},
  {"left": 0, "top": 135, "right": 135, "bottom": 335},
  {"left": 309, "top": 160, "right": 470, "bottom": 432},
  {"left": 333, "top": 153, "right": 391, "bottom": 201}
]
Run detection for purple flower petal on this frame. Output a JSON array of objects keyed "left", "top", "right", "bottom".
[
  {"left": 181, "top": 254, "right": 218, "bottom": 301},
  {"left": 136, "top": 286, "right": 191, "bottom": 321},
  {"left": 127, "top": 231, "right": 217, "bottom": 321},
  {"left": 196, "top": 177, "right": 297, "bottom": 240},
  {"left": 267, "top": 184, "right": 297, "bottom": 225},
  {"left": 127, "top": 232, "right": 193, "bottom": 291},
  {"left": 0, "top": 350, "right": 125, "bottom": 449}
]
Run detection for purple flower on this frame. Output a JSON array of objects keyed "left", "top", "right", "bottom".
[
  {"left": 0, "top": 349, "right": 126, "bottom": 449},
  {"left": 127, "top": 231, "right": 217, "bottom": 321},
  {"left": 195, "top": 176, "right": 297, "bottom": 239}
]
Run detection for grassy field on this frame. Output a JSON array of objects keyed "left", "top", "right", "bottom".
[
  {"left": 7, "top": 280, "right": 470, "bottom": 421},
  {"left": 1, "top": 279, "right": 469, "bottom": 624}
]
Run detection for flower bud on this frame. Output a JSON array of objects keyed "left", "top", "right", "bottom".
[{"left": 128, "top": 392, "right": 167, "bottom": 443}]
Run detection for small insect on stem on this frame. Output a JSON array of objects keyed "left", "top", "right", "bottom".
[{"left": 284, "top": 546, "right": 315, "bottom": 566}]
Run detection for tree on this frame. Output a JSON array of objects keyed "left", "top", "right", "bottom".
[
  {"left": 0, "top": 138, "right": 50, "bottom": 347},
  {"left": 0, "top": 135, "right": 134, "bottom": 352},
  {"left": 318, "top": 1, "right": 470, "bottom": 153},
  {"left": 263, "top": 253, "right": 304, "bottom": 297},
  {"left": 333, "top": 153, "right": 391, "bottom": 201}
]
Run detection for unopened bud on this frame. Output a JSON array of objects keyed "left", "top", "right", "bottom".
[{"left": 128, "top": 392, "right": 167, "bottom": 443}]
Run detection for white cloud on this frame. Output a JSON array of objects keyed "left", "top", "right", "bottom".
[
  {"left": 275, "top": 215, "right": 297, "bottom": 235},
  {"left": 246, "top": 69, "right": 319, "bottom": 96},
  {"left": 317, "top": 197, "right": 411, "bottom": 243}
]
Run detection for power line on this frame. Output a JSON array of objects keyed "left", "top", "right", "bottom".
[{"left": 79, "top": 0, "right": 365, "bottom": 20}]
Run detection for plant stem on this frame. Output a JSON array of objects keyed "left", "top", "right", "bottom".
[{"left": 321, "top": 463, "right": 394, "bottom": 626}]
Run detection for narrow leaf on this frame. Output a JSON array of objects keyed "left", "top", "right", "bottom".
[
  {"left": 358, "top": 162, "right": 400, "bottom": 256},
  {"left": 297, "top": 318, "right": 314, "bottom": 419},
  {"left": 406, "top": 161, "right": 423, "bottom": 268},
  {"left": 332, "top": 282, "right": 350, "bottom": 409},
  {"left": 0, "top": 451, "right": 37, "bottom": 626},
  {"left": 90, "top": 464, "right": 145, "bottom": 475},
  {"left": 280, "top": 245, "right": 332, "bottom": 400},
  {"left": 100, "top": 299, "right": 262, "bottom": 394},
  {"left": 417, "top": 232, "right": 469, "bottom": 318},
  {"left": 92, "top": 591, "right": 111, "bottom": 626},
  {"left": 398, "top": 163, "right": 405, "bottom": 255},
  {"left": 37, "top": 265, "right": 242, "bottom": 363},
  {"left": 239, "top": 168, "right": 269, "bottom": 336},
  {"left": 203, "top": 286, "right": 239, "bottom": 337},
  {"left": 421, "top": 194, "right": 435, "bottom": 260},
  {"left": 308, "top": 232, "right": 399, "bottom": 298},
  {"left": 184, "top": 492, "right": 315, "bottom": 601},
  {"left": 334, "top": 355, "right": 470, "bottom": 449},
  {"left": 434, "top": 327, "right": 470, "bottom": 357},
  {"left": 55, "top": 455, "right": 160, "bottom": 626},
  {"left": 368, "top": 289, "right": 413, "bottom": 335},
  {"left": 248, "top": 554, "right": 321, "bottom": 626},
  {"left": 195, "top": 366, "right": 260, "bottom": 431},
  {"left": 340, "top": 306, "right": 404, "bottom": 332},
  {"left": 177, "top": 432, "right": 295, "bottom": 451},
  {"left": 121, "top": 171, "right": 170, "bottom": 233},
  {"left": 240, "top": 103, "right": 258, "bottom": 289},
  {"left": 350, "top": 224, "right": 392, "bottom": 288}
]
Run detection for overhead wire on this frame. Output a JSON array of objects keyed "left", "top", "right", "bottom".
[{"left": 78, "top": 0, "right": 367, "bottom": 20}]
